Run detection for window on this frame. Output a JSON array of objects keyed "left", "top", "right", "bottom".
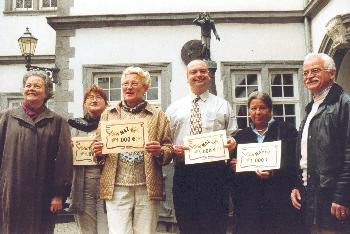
[
  {"left": 94, "top": 72, "right": 161, "bottom": 107},
  {"left": 41, "top": 0, "right": 56, "bottom": 8},
  {"left": 231, "top": 71, "right": 261, "bottom": 129},
  {"left": 10, "top": 0, "right": 57, "bottom": 11},
  {"left": 270, "top": 72, "right": 299, "bottom": 126},
  {"left": 0, "top": 93, "right": 23, "bottom": 111},
  {"left": 222, "top": 61, "right": 303, "bottom": 130},
  {"left": 83, "top": 63, "right": 171, "bottom": 111},
  {"left": 15, "top": 0, "right": 33, "bottom": 10}
]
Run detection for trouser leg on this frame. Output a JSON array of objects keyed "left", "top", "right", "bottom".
[
  {"left": 133, "top": 185, "right": 160, "bottom": 234},
  {"left": 75, "top": 176, "right": 99, "bottom": 234},
  {"left": 105, "top": 186, "right": 134, "bottom": 234},
  {"left": 97, "top": 199, "right": 109, "bottom": 234}
]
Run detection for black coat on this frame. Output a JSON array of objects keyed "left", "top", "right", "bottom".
[
  {"left": 231, "top": 120, "right": 304, "bottom": 234},
  {"left": 296, "top": 83, "right": 350, "bottom": 229}
]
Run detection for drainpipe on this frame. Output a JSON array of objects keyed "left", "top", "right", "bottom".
[
  {"left": 304, "top": 0, "right": 313, "bottom": 52},
  {"left": 304, "top": 16, "right": 313, "bottom": 53}
]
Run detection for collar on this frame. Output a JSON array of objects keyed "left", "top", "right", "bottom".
[
  {"left": 305, "top": 83, "right": 343, "bottom": 114},
  {"left": 190, "top": 90, "right": 209, "bottom": 102},
  {"left": 313, "top": 85, "right": 332, "bottom": 102},
  {"left": 10, "top": 105, "right": 54, "bottom": 126},
  {"left": 250, "top": 117, "right": 275, "bottom": 135},
  {"left": 108, "top": 100, "right": 155, "bottom": 115}
]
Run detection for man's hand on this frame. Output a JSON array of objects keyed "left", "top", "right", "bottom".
[
  {"left": 331, "top": 202, "right": 350, "bottom": 220},
  {"left": 145, "top": 141, "right": 162, "bottom": 157},
  {"left": 290, "top": 188, "right": 302, "bottom": 210},
  {"left": 229, "top": 159, "right": 237, "bottom": 172},
  {"left": 224, "top": 137, "right": 236, "bottom": 151},
  {"left": 173, "top": 144, "right": 189, "bottom": 161},
  {"left": 50, "top": 196, "right": 62, "bottom": 213}
]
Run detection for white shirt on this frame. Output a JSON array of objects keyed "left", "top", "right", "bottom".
[
  {"left": 300, "top": 85, "right": 332, "bottom": 185},
  {"left": 166, "top": 91, "right": 237, "bottom": 145}
]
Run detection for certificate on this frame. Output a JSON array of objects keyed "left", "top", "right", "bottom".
[
  {"left": 72, "top": 136, "right": 97, "bottom": 166},
  {"left": 183, "top": 130, "right": 229, "bottom": 164},
  {"left": 100, "top": 118, "right": 148, "bottom": 154},
  {"left": 236, "top": 140, "right": 281, "bottom": 172}
]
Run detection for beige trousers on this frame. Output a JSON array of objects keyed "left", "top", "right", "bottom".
[{"left": 105, "top": 185, "right": 160, "bottom": 234}]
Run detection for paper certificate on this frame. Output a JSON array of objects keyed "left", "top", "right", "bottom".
[
  {"left": 183, "top": 130, "right": 229, "bottom": 164},
  {"left": 236, "top": 140, "right": 281, "bottom": 172},
  {"left": 72, "top": 136, "right": 97, "bottom": 166},
  {"left": 100, "top": 119, "right": 148, "bottom": 154}
]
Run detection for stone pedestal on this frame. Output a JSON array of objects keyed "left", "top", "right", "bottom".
[{"left": 205, "top": 59, "right": 217, "bottom": 95}]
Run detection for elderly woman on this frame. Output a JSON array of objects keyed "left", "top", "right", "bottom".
[
  {"left": 92, "top": 66, "right": 173, "bottom": 234},
  {"left": 229, "top": 91, "right": 307, "bottom": 234},
  {"left": 68, "top": 84, "right": 109, "bottom": 234},
  {"left": 0, "top": 70, "right": 73, "bottom": 234}
]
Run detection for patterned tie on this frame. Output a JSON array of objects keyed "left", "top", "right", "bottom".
[{"left": 190, "top": 96, "right": 202, "bottom": 135}]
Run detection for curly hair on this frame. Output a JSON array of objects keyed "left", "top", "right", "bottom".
[
  {"left": 121, "top": 66, "right": 151, "bottom": 88},
  {"left": 23, "top": 70, "right": 53, "bottom": 104}
]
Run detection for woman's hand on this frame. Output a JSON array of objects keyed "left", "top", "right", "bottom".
[
  {"left": 145, "top": 141, "right": 162, "bottom": 157},
  {"left": 92, "top": 141, "right": 104, "bottom": 157},
  {"left": 50, "top": 196, "right": 62, "bottom": 213},
  {"left": 229, "top": 159, "right": 237, "bottom": 172},
  {"left": 255, "top": 170, "right": 272, "bottom": 179},
  {"left": 224, "top": 137, "right": 237, "bottom": 151},
  {"left": 173, "top": 144, "right": 189, "bottom": 161}
]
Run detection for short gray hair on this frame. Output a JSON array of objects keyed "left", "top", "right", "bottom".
[
  {"left": 23, "top": 70, "right": 54, "bottom": 103},
  {"left": 121, "top": 66, "right": 151, "bottom": 88},
  {"left": 304, "top": 53, "right": 336, "bottom": 70},
  {"left": 247, "top": 91, "right": 273, "bottom": 111}
]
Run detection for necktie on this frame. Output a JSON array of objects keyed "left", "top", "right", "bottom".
[{"left": 190, "top": 96, "right": 202, "bottom": 135}]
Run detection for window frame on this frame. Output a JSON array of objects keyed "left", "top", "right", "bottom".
[
  {"left": 39, "top": 0, "right": 57, "bottom": 10},
  {"left": 0, "top": 92, "right": 23, "bottom": 111},
  {"left": 83, "top": 63, "right": 171, "bottom": 111},
  {"left": 222, "top": 61, "right": 305, "bottom": 129},
  {"left": 5, "top": 0, "right": 57, "bottom": 12},
  {"left": 93, "top": 71, "right": 162, "bottom": 108}
]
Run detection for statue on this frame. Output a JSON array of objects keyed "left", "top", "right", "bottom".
[{"left": 193, "top": 12, "right": 220, "bottom": 60}]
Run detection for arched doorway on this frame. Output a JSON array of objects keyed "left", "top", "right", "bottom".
[{"left": 319, "top": 14, "right": 350, "bottom": 90}]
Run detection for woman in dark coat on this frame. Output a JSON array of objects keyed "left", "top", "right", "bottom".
[
  {"left": 229, "top": 91, "right": 307, "bottom": 234},
  {"left": 0, "top": 71, "right": 73, "bottom": 234}
]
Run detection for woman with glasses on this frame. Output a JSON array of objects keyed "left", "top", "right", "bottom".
[
  {"left": 92, "top": 66, "right": 173, "bottom": 234},
  {"left": 68, "top": 84, "right": 109, "bottom": 234},
  {"left": 229, "top": 91, "right": 307, "bottom": 234}
]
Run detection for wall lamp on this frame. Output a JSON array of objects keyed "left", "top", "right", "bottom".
[{"left": 18, "top": 27, "right": 60, "bottom": 84}]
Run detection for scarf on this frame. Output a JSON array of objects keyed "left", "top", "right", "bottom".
[
  {"left": 22, "top": 101, "right": 45, "bottom": 120},
  {"left": 121, "top": 100, "right": 147, "bottom": 113},
  {"left": 68, "top": 114, "right": 100, "bottom": 132}
]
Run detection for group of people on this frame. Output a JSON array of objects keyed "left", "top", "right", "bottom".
[{"left": 0, "top": 53, "right": 349, "bottom": 234}]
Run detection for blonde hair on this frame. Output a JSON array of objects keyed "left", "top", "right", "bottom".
[{"left": 121, "top": 66, "right": 151, "bottom": 88}]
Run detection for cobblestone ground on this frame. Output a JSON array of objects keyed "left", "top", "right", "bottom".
[
  {"left": 54, "top": 222, "right": 79, "bottom": 234},
  {"left": 54, "top": 222, "right": 176, "bottom": 234}
]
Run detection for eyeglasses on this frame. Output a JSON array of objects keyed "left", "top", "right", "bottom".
[
  {"left": 303, "top": 68, "right": 329, "bottom": 77},
  {"left": 249, "top": 106, "right": 269, "bottom": 112},
  {"left": 86, "top": 95, "right": 104, "bottom": 101},
  {"left": 121, "top": 81, "right": 141, "bottom": 88}
]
